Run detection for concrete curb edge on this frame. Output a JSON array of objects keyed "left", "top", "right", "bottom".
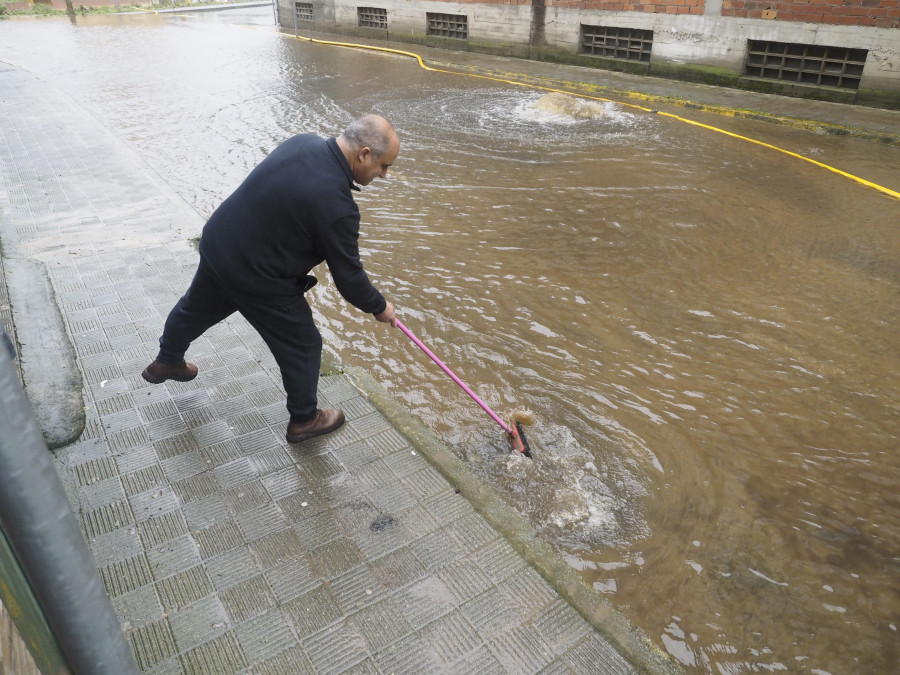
[{"left": 5, "top": 258, "right": 85, "bottom": 450}]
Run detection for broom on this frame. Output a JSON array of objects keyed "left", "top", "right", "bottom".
[{"left": 396, "top": 319, "right": 533, "bottom": 457}]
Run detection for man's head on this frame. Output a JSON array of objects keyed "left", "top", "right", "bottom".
[{"left": 337, "top": 114, "right": 400, "bottom": 186}]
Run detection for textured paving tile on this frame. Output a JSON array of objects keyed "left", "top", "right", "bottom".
[{"left": 1, "top": 62, "right": 641, "bottom": 674}]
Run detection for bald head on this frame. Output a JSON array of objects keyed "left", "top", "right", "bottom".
[
  {"left": 337, "top": 114, "right": 400, "bottom": 186},
  {"left": 339, "top": 114, "right": 398, "bottom": 160}
]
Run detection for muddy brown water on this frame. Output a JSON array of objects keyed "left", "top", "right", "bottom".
[{"left": 2, "top": 9, "right": 898, "bottom": 672}]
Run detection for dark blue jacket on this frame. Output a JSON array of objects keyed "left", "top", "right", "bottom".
[{"left": 199, "top": 134, "right": 386, "bottom": 314}]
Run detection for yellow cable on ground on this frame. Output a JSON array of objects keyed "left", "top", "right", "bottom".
[
  {"left": 654, "top": 111, "right": 900, "bottom": 199},
  {"left": 285, "top": 31, "right": 900, "bottom": 201}
]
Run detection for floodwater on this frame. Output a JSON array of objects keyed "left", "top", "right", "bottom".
[{"left": 2, "top": 8, "right": 899, "bottom": 673}]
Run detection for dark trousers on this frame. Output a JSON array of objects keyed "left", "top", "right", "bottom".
[{"left": 156, "top": 262, "right": 321, "bottom": 423}]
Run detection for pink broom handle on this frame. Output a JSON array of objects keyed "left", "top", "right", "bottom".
[{"left": 395, "top": 319, "right": 513, "bottom": 435}]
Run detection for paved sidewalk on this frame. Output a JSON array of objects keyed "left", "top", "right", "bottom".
[{"left": 0, "top": 63, "right": 676, "bottom": 673}]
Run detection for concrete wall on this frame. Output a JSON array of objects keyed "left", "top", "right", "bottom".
[{"left": 275, "top": 0, "right": 900, "bottom": 106}]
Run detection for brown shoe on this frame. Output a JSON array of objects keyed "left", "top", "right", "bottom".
[
  {"left": 286, "top": 409, "right": 345, "bottom": 444},
  {"left": 141, "top": 360, "right": 198, "bottom": 384}
]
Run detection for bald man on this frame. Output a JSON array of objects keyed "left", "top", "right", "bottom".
[{"left": 143, "top": 115, "right": 399, "bottom": 443}]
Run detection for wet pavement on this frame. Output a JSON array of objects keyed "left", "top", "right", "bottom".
[{"left": 0, "top": 59, "right": 677, "bottom": 673}]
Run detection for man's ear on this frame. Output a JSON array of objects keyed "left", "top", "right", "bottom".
[{"left": 358, "top": 147, "right": 372, "bottom": 162}]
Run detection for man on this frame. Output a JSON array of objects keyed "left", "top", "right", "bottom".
[{"left": 142, "top": 114, "right": 398, "bottom": 444}]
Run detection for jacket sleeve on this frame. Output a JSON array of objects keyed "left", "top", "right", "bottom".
[{"left": 319, "top": 212, "right": 387, "bottom": 315}]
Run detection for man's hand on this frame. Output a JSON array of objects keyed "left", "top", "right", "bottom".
[{"left": 374, "top": 301, "right": 396, "bottom": 327}]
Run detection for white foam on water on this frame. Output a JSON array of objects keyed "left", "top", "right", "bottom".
[
  {"left": 502, "top": 421, "right": 652, "bottom": 550},
  {"left": 437, "top": 89, "right": 644, "bottom": 141}
]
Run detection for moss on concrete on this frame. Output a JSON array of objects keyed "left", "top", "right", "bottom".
[
  {"left": 649, "top": 62, "right": 738, "bottom": 87},
  {"left": 528, "top": 46, "right": 654, "bottom": 76},
  {"left": 856, "top": 87, "right": 900, "bottom": 110},
  {"left": 467, "top": 38, "right": 531, "bottom": 60},
  {"left": 423, "top": 34, "right": 471, "bottom": 53},
  {"left": 319, "top": 349, "right": 343, "bottom": 376},
  {"left": 735, "top": 76, "right": 858, "bottom": 104}
]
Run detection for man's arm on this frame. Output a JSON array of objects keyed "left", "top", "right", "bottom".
[{"left": 320, "top": 213, "right": 387, "bottom": 315}]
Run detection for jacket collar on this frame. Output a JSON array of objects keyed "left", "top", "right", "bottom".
[{"left": 326, "top": 136, "right": 361, "bottom": 191}]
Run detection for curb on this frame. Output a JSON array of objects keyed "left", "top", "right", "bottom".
[{"left": 4, "top": 258, "right": 84, "bottom": 450}]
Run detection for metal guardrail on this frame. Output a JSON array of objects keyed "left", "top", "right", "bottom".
[{"left": 0, "top": 327, "right": 139, "bottom": 674}]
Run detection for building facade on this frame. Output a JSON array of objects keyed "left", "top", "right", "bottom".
[{"left": 276, "top": 0, "right": 900, "bottom": 107}]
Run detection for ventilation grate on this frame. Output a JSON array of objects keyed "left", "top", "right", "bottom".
[
  {"left": 580, "top": 25, "right": 653, "bottom": 62},
  {"left": 358, "top": 7, "right": 387, "bottom": 30},
  {"left": 294, "top": 2, "right": 313, "bottom": 23},
  {"left": 426, "top": 13, "right": 468, "bottom": 40},
  {"left": 744, "top": 41, "right": 867, "bottom": 90}
]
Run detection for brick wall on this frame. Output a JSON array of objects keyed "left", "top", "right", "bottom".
[
  {"left": 722, "top": 0, "right": 900, "bottom": 28},
  {"left": 547, "top": 0, "right": 704, "bottom": 12}
]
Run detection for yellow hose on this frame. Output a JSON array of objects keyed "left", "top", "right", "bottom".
[
  {"left": 283, "top": 31, "right": 900, "bottom": 201},
  {"left": 654, "top": 111, "right": 900, "bottom": 199}
]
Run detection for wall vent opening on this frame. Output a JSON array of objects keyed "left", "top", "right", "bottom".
[
  {"left": 294, "top": 2, "right": 313, "bottom": 23},
  {"left": 426, "top": 13, "right": 468, "bottom": 41},
  {"left": 358, "top": 7, "right": 387, "bottom": 30},
  {"left": 580, "top": 25, "right": 653, "bottom": 62},
  {"left": 744, "top": 41, "right": 867, "bottom": 90}
]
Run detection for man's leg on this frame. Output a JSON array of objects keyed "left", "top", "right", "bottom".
[
  {"left": 237, "top": 295, "right": 343, "bottom": 443},
  {"left": 143, "top": 263, "right": 235, "bottom": 383}
]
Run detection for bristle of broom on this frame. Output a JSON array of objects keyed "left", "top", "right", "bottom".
[{"left": 509, "top": 409, "right": 535, "bottom": 426}]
